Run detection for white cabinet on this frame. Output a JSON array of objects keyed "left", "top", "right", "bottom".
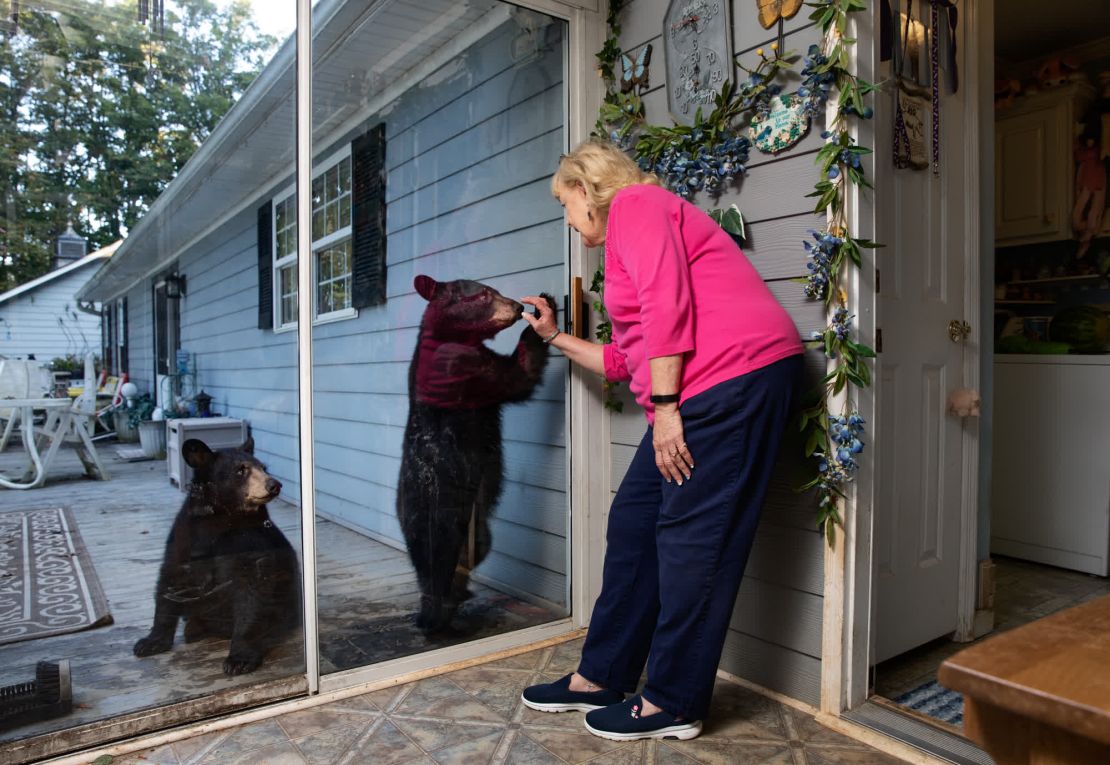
[
  {"left": 991, "top": 356, "right": 1110, "bottom": 575},
  {"left": 166, "top": 417, "right": 248, "bottom": 491},
  {"left": 995, "top": 84, "right": 1093, "bottom": 246}
]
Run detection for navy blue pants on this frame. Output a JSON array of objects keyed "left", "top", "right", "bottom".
[{"left": 577, "top": 354, "right": 801, "bottom": 721}]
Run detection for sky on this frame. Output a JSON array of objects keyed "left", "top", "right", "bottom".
[{"left": 242, "top": 0, "right": 296, "bottom": 44}]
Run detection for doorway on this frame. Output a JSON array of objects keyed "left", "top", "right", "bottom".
[{"left": 867, "top": 0, "right": 1110, "bottom": 740}]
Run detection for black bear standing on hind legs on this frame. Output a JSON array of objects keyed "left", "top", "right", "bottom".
[{"left": 398, "top": 275, "right": 555, "bottom": 635}]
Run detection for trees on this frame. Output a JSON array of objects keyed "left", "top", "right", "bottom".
[{"left": 0, "top": 0, "right": 275, "bottom": 291}]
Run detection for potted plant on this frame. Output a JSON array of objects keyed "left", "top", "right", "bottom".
[{"left": 128, "top": 394, "right": 165, "bottom": 458}]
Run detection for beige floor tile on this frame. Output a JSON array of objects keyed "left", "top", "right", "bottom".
[
  {"left": 291, "top": 723, "right": 365, "bottom": 764},
  {"left": 444, "top": 665, "right": 536, "bottom": 718},
  {"left": 578, "top": 740, "right": 646, "bottom": 764},
  {"left": 504, "top": 731, "right": 569, "bottom": 764},
  {"left": 428, "top": 730, "right": 506, "bottom": 764},
  {"left": 340, "top": 718, "right": 429, "bottom": 764},
  {"left": 390, "top": 717, "right": 505, "bottom": 754},
  {"left": 519, "top": 706, "right": 592, "bottom": 729},
  {"left": 701, "top": 683, "right": 790, "bottom": 741},
  {"left": 172, "top": 729, "right": 231, "bottom": 764},
  {"left": 525, "top": 727, "right": 629, "bottom": 764},
  {"left": 275, "top": 696, "right": 379, "bottom": 738},
  {"left": 190, "top": 719, "right": 290, "bottom": 763},
  {"left": 392, "top": 676, "right": 506, "bottom": 722}
]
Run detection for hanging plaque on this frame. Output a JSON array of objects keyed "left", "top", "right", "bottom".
[{"left": 749, "top": 93, "right": 810, "bottom": 154}]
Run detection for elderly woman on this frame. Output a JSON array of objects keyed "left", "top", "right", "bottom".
[{"left": 519, "top": 139, "right": 803, "bottom": 741}]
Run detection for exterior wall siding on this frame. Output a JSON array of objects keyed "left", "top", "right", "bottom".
[
  {"left": 0, "top": 264, "right": 104, "bottom": 362},
  {"left": 611, "top": 0, "right": 826, "bottom": 705},
  {"left": 167, "top": 17, "right": 567, "bottom": 606}
]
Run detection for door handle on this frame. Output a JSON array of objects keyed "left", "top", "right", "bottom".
[
  {"left": 947, "top": 319, "right": 972, "bottom": 343},
  {"left": 571, "top": 276, "right": 587, "bottom": 339}
]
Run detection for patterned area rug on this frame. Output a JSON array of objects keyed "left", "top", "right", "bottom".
[
  {"left": 0, "top": 507, "right": 113, "bottom": 645},
  {"left": 895, "top": 680, "right": 964, "bottom": 726}
]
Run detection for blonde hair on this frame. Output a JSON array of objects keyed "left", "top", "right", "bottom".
[{"left": 551, "top": 139, "right": 660, "bottom": 217}]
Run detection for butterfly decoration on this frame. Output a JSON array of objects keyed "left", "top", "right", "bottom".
[
  {"left": 756, "top": 0, "right": 804, "bottom": 29},
  {"left": 620, "top": 44, "right": 652, "bottom": 93}
]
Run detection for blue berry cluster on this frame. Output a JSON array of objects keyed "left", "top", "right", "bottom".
[
  {"left": 825, "top": 141, "right": 864, "bottom": 180},
  {"left": 741, "top": 71, "right": 783, "bottom": 118},
  {"left": 638, "top": 133, "right": 751, "bottom": 199},
  {"left": 809, "top": 307, "right": 853, "bottom": 356},
  {"left": 803, "top": 229, "right": 843, "bottom": 299},
  {"left": 798, "top": 45, "right": 834, "bottom": 117},
  {"left": 831, "top": 306, "right": 852, "bottom": 340},
  {"left": 816, "top": 411, "right": 866, "bottom": 495}
]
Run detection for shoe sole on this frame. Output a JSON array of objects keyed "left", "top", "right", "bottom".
[
  {"left": 520, "top": 695, "right": 608, "bottom": 713},
  {"left": 584, "top": 719, "right": 703, "bottom": 741}
]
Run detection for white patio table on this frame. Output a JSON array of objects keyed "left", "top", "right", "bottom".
[{"left": 0, "top": 397, "right": 109, "bottom": 489}]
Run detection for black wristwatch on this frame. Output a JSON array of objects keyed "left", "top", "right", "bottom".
[{"left": 650, "top": 393, "right": 680, "bottom": 405}]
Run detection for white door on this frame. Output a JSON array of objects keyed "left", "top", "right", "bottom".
[{"left": 873, "top": 14, "right": 977, "bottom": 664}]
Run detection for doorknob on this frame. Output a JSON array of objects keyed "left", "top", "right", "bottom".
[{"left": 948, "top": 320, "right": 972, "bottom": 343}]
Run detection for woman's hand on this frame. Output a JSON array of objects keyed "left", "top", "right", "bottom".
[
  {"left": 521, "top": 295, "right": 559, "bottom": 341},
  {"left": 653, "top": 405, "right": 693, "bottom": 484}
]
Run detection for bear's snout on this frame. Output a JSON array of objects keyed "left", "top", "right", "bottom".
[{"left": 265, "top": 477, "right": 282, "bottom": 497}]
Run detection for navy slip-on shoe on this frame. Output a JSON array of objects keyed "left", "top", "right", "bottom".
[
  {"left": 521, "top": 674, "right": 625, "bottom": 713},
  {"left": 584, "top": 695, "right": 703, "bottom": 741}
]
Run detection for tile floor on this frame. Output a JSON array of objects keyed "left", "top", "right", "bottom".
[{"left": 112, "top": 638, "right": 907, "bottom": 765}]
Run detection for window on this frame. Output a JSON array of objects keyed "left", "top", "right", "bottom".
[
  {"left": 258, "top": 124, "right": 385, "bottom": 332},
  {"left": 274, "top": 194, "right": 298, "bottom": 328}
]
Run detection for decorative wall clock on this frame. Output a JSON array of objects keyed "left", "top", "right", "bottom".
[{"left": 663, "top": 0, "right": 733, "bottom": 126}]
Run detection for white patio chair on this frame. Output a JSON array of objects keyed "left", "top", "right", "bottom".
[{"left": 0, "top": 358, "right": 53, "bottom": 452}]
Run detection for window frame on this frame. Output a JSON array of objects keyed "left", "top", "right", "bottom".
[{"left": 271, "top": 146, "right": 357, "bottom": 332}]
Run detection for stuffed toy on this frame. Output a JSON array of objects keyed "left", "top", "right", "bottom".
[
  {"left": 1036, "top": 56, "right": 1082, "bottom": 90},
  {"left": 946, "top": 388, "right": 981, "bottom": 418}
]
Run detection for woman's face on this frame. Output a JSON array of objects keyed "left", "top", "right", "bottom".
[{"left": 557, "top": 182, "right": 605, "bottom": 248}]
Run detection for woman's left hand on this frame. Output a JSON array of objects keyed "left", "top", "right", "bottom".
[{"left": 653, "top": 405, "right": 693, "bottom": 484}]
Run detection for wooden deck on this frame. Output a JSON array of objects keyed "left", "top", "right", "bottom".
[{"left": 0, "top": 441, "right": 562, "bottom": 749}]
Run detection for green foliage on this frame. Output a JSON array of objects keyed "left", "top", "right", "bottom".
[
  {"left": 127, "top": 393, "right": 156, "bottom": 427},
  {"left": 0, "top": 0, "right": 275, "bottom": 292}
]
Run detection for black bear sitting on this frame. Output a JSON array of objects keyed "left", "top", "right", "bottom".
[
  {"left": 398, "top": 275, "right": 555, "bottom": 635},
  {"left": 133, "top": 438, "right": 300, "bottom": 675}
]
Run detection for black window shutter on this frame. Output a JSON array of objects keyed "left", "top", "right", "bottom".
[
  {"left": 351, "top": 123, "right": 387, "bottom": 309},
  {"left": 120, "top": 297, "right": 129, "bottom": 374},
  {"left": 101, "top": 305, "right": 112, "bottom": 373},
  {"left": 257, "top": 201, "right": 274, "bottom": 329}
]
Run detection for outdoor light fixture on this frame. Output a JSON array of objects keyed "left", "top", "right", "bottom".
[{"left": 164, "top": 274, "right": 186, "bottom": 299}]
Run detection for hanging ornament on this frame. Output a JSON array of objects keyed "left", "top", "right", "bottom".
[
  {"left": 756, "top": 0, "right": 804, "bottom": 28},
  {"left": 138, "top": 0, "right": 165, "bottom": 37},
  {"left": 891, "top": 0, "right": 932, "bottom": 171},
  {"left": 756, "top": 0, "right": 804, "bottom": 52},
  {"left": 749, "top": 93, "right": 811, "bottom": 154}
]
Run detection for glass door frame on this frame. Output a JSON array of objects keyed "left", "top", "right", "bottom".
[{"left": 291, "top": 0, "right": 610, "bottom": 697}]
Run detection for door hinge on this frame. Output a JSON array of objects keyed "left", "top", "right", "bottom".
[
  {"left": 875, "top": 267, "right": 880, "bottom": 294},
  {"left": 876, "top": 327, "right": 883, "bottom": 353}
]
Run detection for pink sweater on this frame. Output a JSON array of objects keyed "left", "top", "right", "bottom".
[{"left": 602, "top": 184, "right": 803, "bottom": 421}]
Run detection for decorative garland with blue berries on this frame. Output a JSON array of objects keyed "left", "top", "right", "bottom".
[{"left": 594, "top": 0, "right": 877, "bottom": 545}]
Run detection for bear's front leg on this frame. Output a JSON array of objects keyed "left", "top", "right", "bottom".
[
  {"left": 224, "top": 591, "right": 266, "bottom": 675},
  {"left": 133, "top": 601, "right": 181, "bottom": 657}
]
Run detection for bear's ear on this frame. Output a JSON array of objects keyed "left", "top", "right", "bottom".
[
  {"left": 183, "top": 439, "right": 215, "bottom": 470},
  {"left": 241, "top": 436, "right": 255, "bottom": 454},
  {"left": 414, "top": 275, "right": 439, "bottom": 301}
]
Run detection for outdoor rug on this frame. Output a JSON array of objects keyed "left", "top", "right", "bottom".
[
  {"left": 0, "top": 507, "right": 113, "bottom": 645},
  {"left": 895, "top": 680, "right": 964, "bottom": 727}
]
